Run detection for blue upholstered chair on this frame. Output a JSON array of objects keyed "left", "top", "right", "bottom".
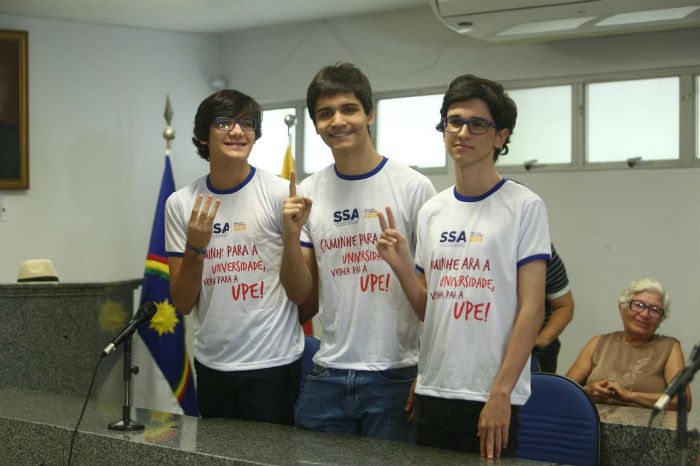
[
  {"left": 517, "top": 373, "right": 600, "bottom": 466},
  {"left": 530, "top": 355, "right": 540, "bottom": 373}
]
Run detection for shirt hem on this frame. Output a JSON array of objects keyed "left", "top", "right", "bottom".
[{"left": 195, "top": 351, "right": 303, "bottom": 372}]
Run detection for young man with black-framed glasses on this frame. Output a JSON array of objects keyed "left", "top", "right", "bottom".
[{"left": 376, "top": 74, "right": 551, "bottom": 458}]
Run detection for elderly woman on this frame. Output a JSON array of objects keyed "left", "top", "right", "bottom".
[{"left": 566, "top": 279, "right": 691, "bottom": 411}]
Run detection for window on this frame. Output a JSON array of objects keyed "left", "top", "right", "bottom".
[
  {"left": 586, "top": 77, "right": 679, "bottom": 163},
  {"left": 262, "top": 68, "right": 698, "bottom": 176},
  {"left": 376, "top": 94, "right": 445, "bottom": 169},
  {"left": 303, "top": 109, "right": 334, "bottom": 174},
  {"left": 498, "top": 85, "right": 572, "bottom": 167},
  {"left": 249, "top": 108, "right": 296, "bottom": 175}
]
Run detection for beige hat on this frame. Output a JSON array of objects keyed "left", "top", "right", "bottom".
[{"left": 17, "top": 259, "right": 59, "bottom": 283}]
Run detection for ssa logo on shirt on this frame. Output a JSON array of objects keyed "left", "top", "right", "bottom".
[
  {"left": 213, "top": 222, "right": 247, "bottom": 234},
  {"left": 333, "top": 208, "right": 360, "bottom": 225},
  {"left": 333, "top": 208, "right": 379, "bottom": 225},
  {"left": 440, "top": 230, "right": 467, "bottom": 243},
  {"left": 439, "top": 230, "right": 484, "bottom": 245}
]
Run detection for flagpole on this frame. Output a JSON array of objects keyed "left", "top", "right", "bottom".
[
  {"left": 106, "top": 95, "right": 177, "bottom": 430},
  {"left": 136, "top": 95, "right": 199, "bottom": 416},
  {"left": 284, "top": 113, "right": 295, "bottom": 148},
  {"left": 281, "top": 113, "right": 314, "bottom": 336},
  {"left": 163, "top": 94, "right": 175, "bottom": 156}
]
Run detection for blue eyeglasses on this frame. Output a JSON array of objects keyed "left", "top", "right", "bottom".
[
  {"left": 440, "top": 116, "right": 497, "bottom": 135},
  {"left": 211, "top": 117, "right": 258, "bottom": 132}
]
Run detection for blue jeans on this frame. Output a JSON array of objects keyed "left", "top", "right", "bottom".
[{"left": 295, "top": 364, "right": 416, "bottom": 442}]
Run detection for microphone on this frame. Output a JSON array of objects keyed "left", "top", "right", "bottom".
[
  {"left": 653, "top": 341, "right": 700, "bottom": 413},
  {"left": 101, "top": 301, "right": 157, "bottom": 357}
]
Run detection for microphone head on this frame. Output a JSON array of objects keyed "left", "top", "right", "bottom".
[
  {"left": 690, "top": 342, "right": 700, "bottom": 360},
  {"left": 137, "top": 301, "right": 158, "bottom": 320},
  {"left": 690, "top": 342, "right": 700, "bottom": 370}
]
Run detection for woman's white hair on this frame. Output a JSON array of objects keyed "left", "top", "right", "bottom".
[{"left": 618, "top": 278, "right": 670, "bottom": 319}]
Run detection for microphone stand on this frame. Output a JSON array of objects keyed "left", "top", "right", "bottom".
[
  {"left": 108, "top": 337, "right": 144, "bottom": 431},
  {"left": 676, "top": 390, "right": 688, "bottom": 466}
]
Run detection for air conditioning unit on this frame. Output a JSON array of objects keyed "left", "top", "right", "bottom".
[{"left": 430, "top": 0, "right": 700, "bottom": 41}]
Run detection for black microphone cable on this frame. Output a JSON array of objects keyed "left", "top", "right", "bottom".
[{"left": 66, "top": 354, "right": 103, "bottom": 466}]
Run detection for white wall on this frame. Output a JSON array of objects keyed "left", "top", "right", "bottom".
[
  {"left": 222, "top": 6, "right": 700, "bottom": 404},
  {"left": 0, "top": 14, "right": 221, "bottom": 413},
  {"left": 516, "top": 168, "right": 700, "bottom": 390},
  {"left": 0, "top": 14, "right": 220, "bottom": 283},
  {"left": 222, "top": 6, "right": 700, "bottom": 101}
]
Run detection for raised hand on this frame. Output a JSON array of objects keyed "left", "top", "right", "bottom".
[
  {"left": 187, "top": 194, "right": 221, "bottom": 252},
  {"left": 282, "top": 170, "right": 312, "bottom": 237},
  {"left": 376, "top": 205, "right": 428, "bottom": 320},
  {"left": 376, "top": 206, "right": 410, "bottom": 270}
]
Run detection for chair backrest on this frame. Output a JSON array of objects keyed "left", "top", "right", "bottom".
[
  {"left": 530, "top": 355, "right": 540, "bottom": 373},
  {"left": 299, "top": 335, "right": 320, "bottom": 396},
  {"left": 517, "top": 373, "right": 600, "bottom": 466}
]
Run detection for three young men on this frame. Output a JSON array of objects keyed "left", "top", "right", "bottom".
[
  {"left": 166, "top": 90, "right": 304, "bottom": 424},
  {"left": 376, "top": 74, "right": 551, "bottom": 458},
  {"left": 167, "top": 68, "right": 551, "bottom": 460},
  {"left": 280, "top": 63, "right": 436, "bottom": 442}
]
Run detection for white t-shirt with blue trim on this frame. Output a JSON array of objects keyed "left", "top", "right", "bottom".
[
  {"left": 414, "top": 178, "right": 550, "bottom": 405},
  {"left": 165, "top": 166, "right": 304, "bottom": 371},
  {"left": 299, "top": 157, "right": 436, "bottom": 370}
]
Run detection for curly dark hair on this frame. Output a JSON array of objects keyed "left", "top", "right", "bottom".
[{"left": 192, "top": 89, "right": 262, "bottom": 161}]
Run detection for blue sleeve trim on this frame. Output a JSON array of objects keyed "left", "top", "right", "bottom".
[
  {"left": 517, "top": 254, "right": 550, "bottom": 268},
  {"left": 300, "top": 241, "right": 314, "bottom": 249},
  {"left": 415, "top": 264, "right": 425, "bottom": 274},
  {"left": 168, "top": 251, "right": 184, "bottom": 258}
]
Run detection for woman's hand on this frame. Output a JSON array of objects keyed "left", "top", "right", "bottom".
[
  {"left": 606, "top": 381, "right": 633, "bottom": 403},
  {"left": 585, "top": 380, "right": 614, "bottom": 403}
]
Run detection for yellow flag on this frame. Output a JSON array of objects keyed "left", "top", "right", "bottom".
[{"left": 280, "top": 142, "right": 295, "bottom": 180}]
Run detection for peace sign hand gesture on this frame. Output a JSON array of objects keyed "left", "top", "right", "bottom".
[{"left": 376, "top": 206, "right": 411, "bottom": 270}]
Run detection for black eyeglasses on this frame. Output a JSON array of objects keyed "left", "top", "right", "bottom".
[
  {"left": 211, "top": 117, "right": 258, "bottom": 132},
  {"left": 440, "top": 116, "right": 497, "bottom": 135},
  {"left": 627, "top": 299, "right": 665, "bottom": 320}
]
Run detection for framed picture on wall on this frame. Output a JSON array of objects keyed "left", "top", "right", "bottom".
[{"left": 0, "top": 30, "right": 28, "bottom": 190}]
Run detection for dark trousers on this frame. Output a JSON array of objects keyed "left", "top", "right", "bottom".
[
  {"left": 413, "top": 394, "right": 520, "bottom": 456},
  {"left": 532, "top": 350, "right": 558, "bottom": 373},
  {"left": 194, "top": 358, "right": 302, "bottom": 425}
]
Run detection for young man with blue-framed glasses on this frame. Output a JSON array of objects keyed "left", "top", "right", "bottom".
[
  {"left": 165, "top": 89, "right": 304, "bottom": 424},
  {"left": 376, "top": 74, "right": 551, "bottom": 458}
]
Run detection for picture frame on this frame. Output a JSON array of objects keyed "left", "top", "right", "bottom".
[{"left": 0, "top": 30, "right": 28, "bottom": 190}]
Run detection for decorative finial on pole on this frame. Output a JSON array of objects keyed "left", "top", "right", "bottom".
[
  {"left": 163, "top": 94, "right": 175, "bottom": 154},
  {"left": 284, "top": 114, "right": 296, "bottom": 139}
]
